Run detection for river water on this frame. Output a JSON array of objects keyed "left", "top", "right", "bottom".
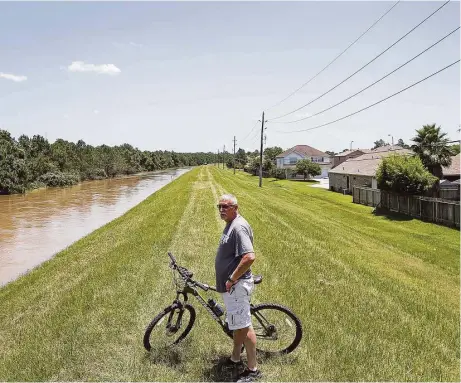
[{"left": 0, "top": 168, "right": 191, "bottom": 287}]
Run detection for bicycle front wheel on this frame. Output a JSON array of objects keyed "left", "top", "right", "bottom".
[
  {"left": 251, "top": 303, "right": 302, "bottom": 355},
  {"left": 143, "top": 303, "right": 196, "bottom": 351}
]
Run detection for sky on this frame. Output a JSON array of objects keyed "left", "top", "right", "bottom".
[{"left": 0, "top": 0, "right": 459, "bottom": 154}]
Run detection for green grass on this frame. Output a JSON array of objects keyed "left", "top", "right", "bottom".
[{"left": 0, "top": 166, "right": 459, "bottom": 381}]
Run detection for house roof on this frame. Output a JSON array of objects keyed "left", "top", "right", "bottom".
[
  {"left": 335, "top": 149, "right": 371, "bottom": 157},
  {"left": 329, "top": 148, "right": 413, "bottom": 176},
  {"left": 276, "top": 145, "right": 327, "bottom": 158},
  {"left": 370, "top": 145, "right": 404, "bottom": 153},
  {"left": 442, "top": 154, "right": 460, "bottom": 176}
]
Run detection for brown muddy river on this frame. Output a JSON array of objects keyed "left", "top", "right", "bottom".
[{"left": 0, "top": 168, "right": 191, "bottom": 286}]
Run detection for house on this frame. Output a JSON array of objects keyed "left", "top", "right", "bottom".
[
  {"left": 276, "top": 145, "right": 332, "bottom": 178},
  {"left": 329, "top": 145, "right": 412, "bottom": 193},
  {"left": 332, "top": 149, "right": 371, "bottom": 168},
  {"left": 442, "top": 153, "right": 460, "bottom": 182}
]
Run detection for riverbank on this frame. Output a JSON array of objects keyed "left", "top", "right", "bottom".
[
  {"left": 14, "top": 167, "right": 193, "bottom": 195},
  {"left": 0, "top": 166, "right": 458, "bottom": 381}
]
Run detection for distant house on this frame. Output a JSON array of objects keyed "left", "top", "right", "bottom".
[
  {"left": 442, "top": 154, "right": 460, "bottom": 182},
  {"left": 329, "top": 146, "right": 412, "bottom": 193},
  {"left": 332, "top": 149, "right": 371, "bottom": 169},
  {"left": 276, "top": 145, "right": 332, "bottom": 178}
]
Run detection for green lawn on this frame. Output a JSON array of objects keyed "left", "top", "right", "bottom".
[{"left": 0, "top": 166, "right": 459, "bottom": 381}]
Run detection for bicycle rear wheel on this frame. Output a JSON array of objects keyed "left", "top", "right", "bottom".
[
  {"left": 143, "top": 303, "right": 196, "bottom": 351},
  {"left": 251, "top": 303, "right": 302, "bottom": 355}
]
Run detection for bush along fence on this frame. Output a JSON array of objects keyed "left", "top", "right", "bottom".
[{"left": 353, "top": 186, "right": 460, "bottom": 229}]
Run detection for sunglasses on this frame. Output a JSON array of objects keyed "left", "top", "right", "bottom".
[{"left": 217, "top": 204, "right": 235, "bottom": 210}]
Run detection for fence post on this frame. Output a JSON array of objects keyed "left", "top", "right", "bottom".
[
  {"left": 419, "top": 198, "right": 422, "bottom": 218},
  {"left": 454, "top": 203, "right": 456, "bottom": 227},
  {"left": 435, "top": 201, "right": 438, "bottom": 223}
]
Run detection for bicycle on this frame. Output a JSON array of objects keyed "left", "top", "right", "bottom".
[{"left": 143, "top": 252, "right": 303, "bottom": 356}]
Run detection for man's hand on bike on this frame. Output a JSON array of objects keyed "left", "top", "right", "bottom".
[{"left": 225, "top": 278, "right": 236, "bottom": 293}]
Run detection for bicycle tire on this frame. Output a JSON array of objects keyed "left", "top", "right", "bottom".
[
  {"left": 143, "top": 303, "right": 196, "bottom": 351},
  {"left": 251, "top": 303, "right": 302, "bottom": 355}
]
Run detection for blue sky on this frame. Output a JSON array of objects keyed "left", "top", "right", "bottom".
[{"left": 0, "top": 1, "right": 459, "bottom": 154}]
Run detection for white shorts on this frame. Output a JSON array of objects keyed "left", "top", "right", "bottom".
[{"left": 221, "top": 277, "right": 254, "bottom": 331}]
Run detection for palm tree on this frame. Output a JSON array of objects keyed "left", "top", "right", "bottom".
[{"left": 411, "top": 124, "right": 453, "bottom": 179}]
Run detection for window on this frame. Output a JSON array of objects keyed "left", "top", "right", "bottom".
[{"left": 284, "top": 158, "right": 298, "bottom": 165}]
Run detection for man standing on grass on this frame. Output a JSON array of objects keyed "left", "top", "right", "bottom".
[{"left": 215, "top": 193, "right": 262, "bottom": 382}]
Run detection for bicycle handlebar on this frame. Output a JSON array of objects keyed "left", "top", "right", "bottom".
[{"left": 167, "top": 251, "right": 216, "bottom": 292}]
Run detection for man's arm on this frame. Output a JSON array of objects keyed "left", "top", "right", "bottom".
[{"left": 229, "top": 252, "right": 255, "bottom": 282}]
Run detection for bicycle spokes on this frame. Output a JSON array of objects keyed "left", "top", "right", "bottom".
[
  {"left": 252, "top": 308, "right": 298, "bottom": 352},
  {"left": 149, "top": 307, "right": 193, "bottom": 348}
]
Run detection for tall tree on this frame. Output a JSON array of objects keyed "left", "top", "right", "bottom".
[
  {"left": 0, "top": 130, "right": 28, "bottom": 193},
  {"left": 295, "top": 159, "right": 321, "bottom": 180},
  {"left": 397, "top": 138, "right": 410, "bottom": 149},
  {"left": 411, "top": 124, "right": 453, "bottom": 179},
  {"left": 263, "top": 146, "right": 283, "bottom": 162},
  {"left": 372, "top": 139, "right": 389, "bottom": 150},
  {"left": 235, "top": 148, "right": 247, "bottom": 168}
]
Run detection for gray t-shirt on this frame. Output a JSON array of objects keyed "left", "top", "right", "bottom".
[{"left": 215, "top": 214, "right": 254, "bottom": 293}]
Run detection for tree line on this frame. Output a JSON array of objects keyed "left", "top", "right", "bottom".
[{"left": 0, "top": 129, "right": 220, "bottom": 194}]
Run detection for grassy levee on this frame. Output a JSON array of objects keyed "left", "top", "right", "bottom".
[{"left": 0, "top": 166, "right": 458, "bottom": 381}]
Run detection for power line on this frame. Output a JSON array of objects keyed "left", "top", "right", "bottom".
[
  {"left": 273, "top": 59, "right": 460, "bottom": 134},
  {"left": 268, "top": 0, "right": 451, "bottom": 122},
  {"left": 265, "top": 1, "right": 401, "bottom": 112},
  {"left": 271, "top": 26, "right": 460, "bottom": 125},
  {"left": 240, "top": 120, "right": 260, "bottom": 143}
]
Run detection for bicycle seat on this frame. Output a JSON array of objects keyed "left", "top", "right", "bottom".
[{"left": 253, "top": 275, "right": 262, "bottom": 284}]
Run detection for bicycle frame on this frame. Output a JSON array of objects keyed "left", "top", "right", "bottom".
[{"left": 171, "top": 280, "right": 233, "bottom": 337}]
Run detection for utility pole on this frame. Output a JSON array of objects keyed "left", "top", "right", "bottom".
[
  {"left": 388, "top": 134, "right": 394, "bottom": 146},
  {"left": 233, "top": 136, "right": 237, "bottom": 175},
  {"left": 259, "top": 111, "right": 265, "bottom": 187},
  {"left": 223, "top": 145, "right": 226, "bottom": 169}
]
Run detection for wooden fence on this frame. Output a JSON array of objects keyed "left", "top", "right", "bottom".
[
  {"left": 353, "top": 186, "right": 460, "bottom": 228},
  {"left": 439, "top": 187, "right": 460, "bottom": 201},
  {"left": 353, "top": 186, "right": 381, "bottom": 207}
]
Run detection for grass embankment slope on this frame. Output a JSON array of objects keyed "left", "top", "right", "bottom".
[{"left": 0, "top": 166, "right": 459, "bottom": 381}]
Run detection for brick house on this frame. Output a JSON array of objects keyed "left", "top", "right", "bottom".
[
  {"left": 328, "top": 146, "right": 412, "bottom": 193},
  {"left": 276, "top": 145, "right": 332, "bottom": 178}
]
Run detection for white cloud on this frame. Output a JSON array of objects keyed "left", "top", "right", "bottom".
[
  {"left": 67, "top": 61, "right": 121, "bottom": 75},
  {"left": 129, "top": 42, "right": 144, "bottom": 48},
  {"left": 93, "top": 109, "right": 100, "bottom": 115},
  {"left": 0, "top": 72, "right": 27, "bottom": 82}
]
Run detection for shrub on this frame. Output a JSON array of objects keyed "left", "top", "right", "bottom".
[
  {"left": 38, "top": 172, "right": 80, "bottom": 188},
  {"left": 376, "top": 154, "right": 437, "bottom": 194}
]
